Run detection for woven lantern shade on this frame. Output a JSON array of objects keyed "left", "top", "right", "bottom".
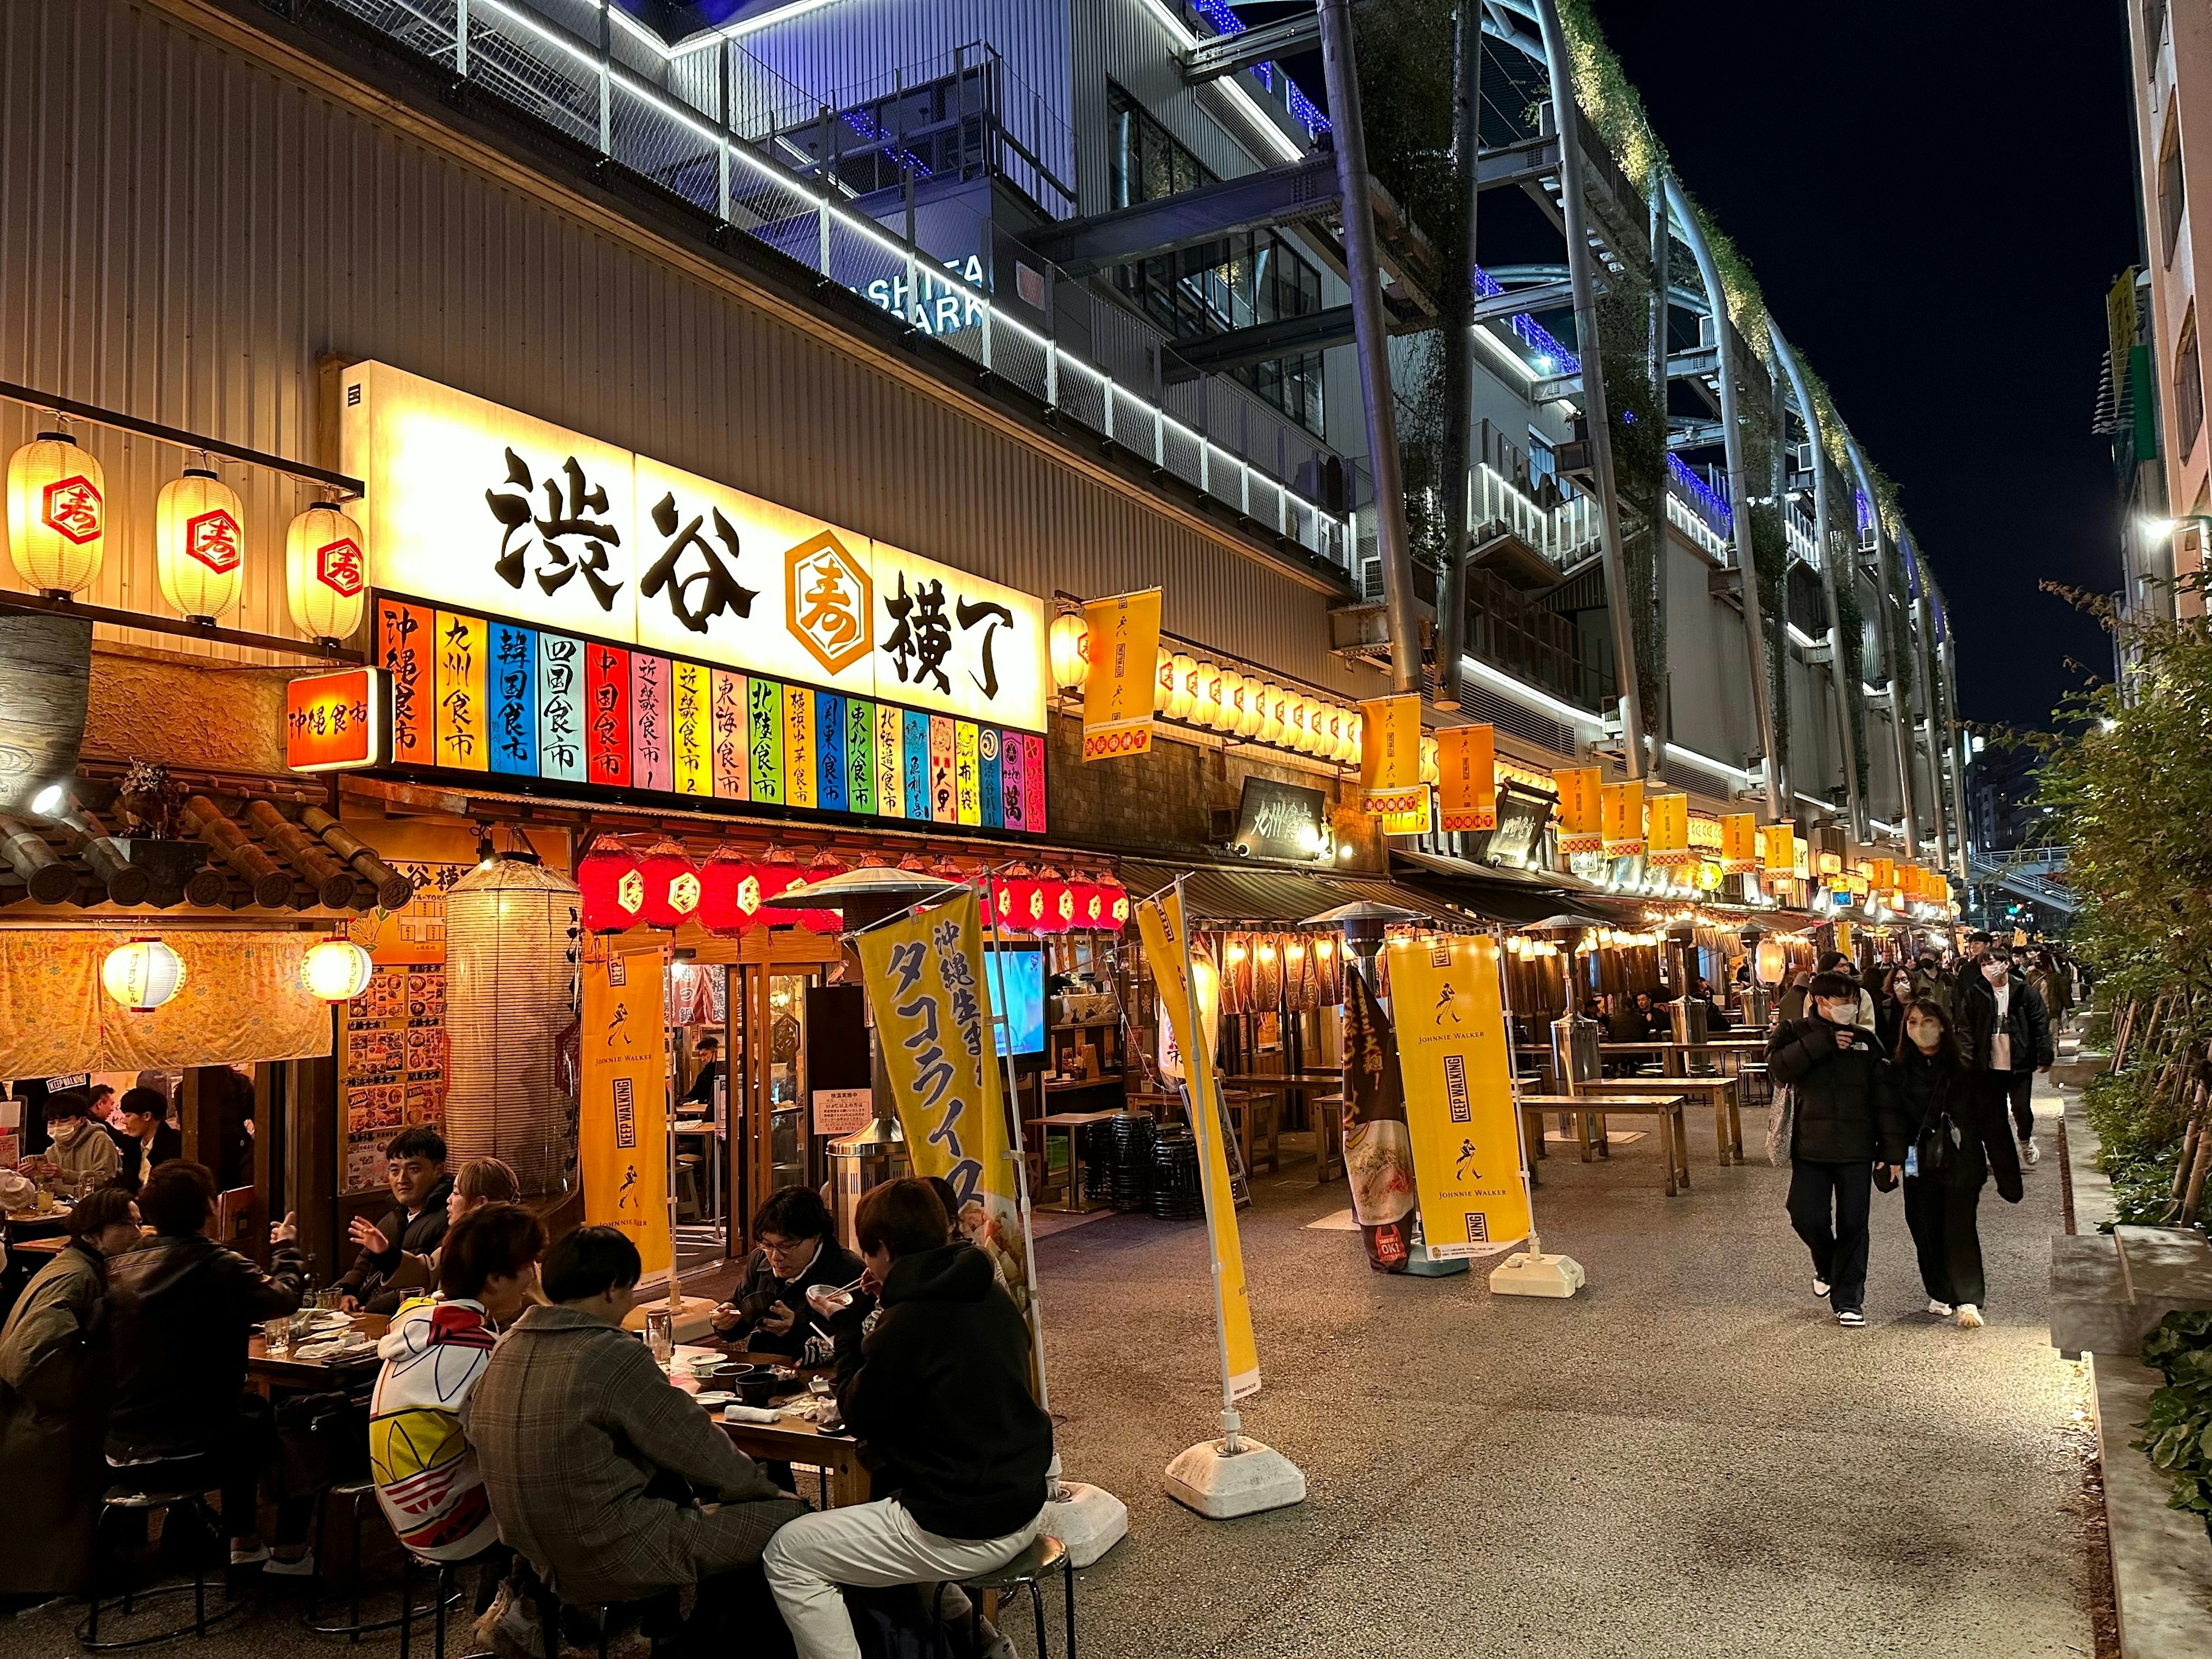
[
  {"left": 637, "top": 840, "right": 702, "bottom": 929},
  {"left": 285, "top": 502, "right": 368, "bottom": 644},
  {"left": 577, "top": 839, "right": 646, "bottom": 933},
  {"left": 698, "top": 847, "right": 763, "bottom": 935},
  {"left": 1252, "top": 933, "right": 1285, "bottom": 1007},
  {"left": 6, "top": 431, "right": 105, "bottom": 596},
  {"left": 444, "top": 857, "right": 581, "bottom": 1195},
  {"left": 156, "top": 467, "right": 247, "bottom": 622},
  {"left": 1312, "top": 933, "right": 1345, "bottom": 1003}
]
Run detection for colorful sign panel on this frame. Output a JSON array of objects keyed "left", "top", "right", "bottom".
[
  {"left": 1437, "top": 723, "right": 1496, "bottom": 833},
  {"left": 578, "top": 940, "right": 671, "bottom": 1281},
  {"left": 1554, "top": 766, "right": 1602, "bottom": 855},
  {"left": 1080, "top": 588, "right": 1161, "bottom": 760},
  {"left": 857, "top": 890, "right": 1034, "bottom": 1332},
  {"left": 1134, "top": 884, "right": 1261, "bottom": 1398},
  {"left": 1358, "top": 694, "right": 1426, "bottom": 817},
  {"left": 285, "top": 667, "right": 384, "bottom": 772},
  {"left": 340, "top": 361, "right": 1046, "bottom": 733},
  {"left": 376, "top": 601, "right": 1047, "bottom": 835},
  {"left": 1384, "top": 934, "right": 1531, "bottom": 1256}
]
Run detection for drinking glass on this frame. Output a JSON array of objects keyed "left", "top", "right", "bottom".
[{"left": 263, "top": 1318, "right": 290, "bottom": 1358}]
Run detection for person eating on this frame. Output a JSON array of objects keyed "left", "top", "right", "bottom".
[
  {"left": 41, "top": 1090, "right": 120, "bottom": 1198},
  {"left": 709, "top": 1187, "right": 869, "bottom": 1358}
]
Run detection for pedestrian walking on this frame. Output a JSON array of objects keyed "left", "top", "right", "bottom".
[
  {"left": 1957, "top": 944, "right": 2054, "bottom": 1166},
  {"left": 1769, "top": 972, "right": 1910, "bottom": 1327},
  {"left": 1893, "top": 999, "right": 2022, "bottom": 1329},
  {"left": 1874, "top": 965, "right": 1918, "bottom": 1060}
]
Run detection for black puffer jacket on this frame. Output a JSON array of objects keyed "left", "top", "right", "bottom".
[
  {"left": 1892, "top": 1047, "right": 2025, "bottom": 1200},
  {"left": 1957, "top": 971, "right": 2055, "bottom": 1074},
  {"left": 835, "top": 1242, "right": 1051, "bottom": 1541},
  {"left": 336, "top": 1175, "right": 454, "bottom": 1315},
  {"left": 107, "top": 1233, "right": 303, "bottom": 1459},
  {"left": 1768, "top": 1016, "right": 1909, "bottom": 1165}
]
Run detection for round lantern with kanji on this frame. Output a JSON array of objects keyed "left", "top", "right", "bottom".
[
  {"left": 1096, "top": 877, "right": 1130, "bottom": 930},
  {"left": 1067, "top": 876, "right": 1108, "bottom": 931},
  {"left": 699, "top": 847, "right": 765, "bottom": 935},
  {"left": 634, "top": 842, "right": 702, "bottom": 929},
  {"left": 6, "top": 431, "right": 105, "bottom": 597},
  {"left": 286, "top": 502, "right": 368, "bottom": 645},
  {"left": 156, "top": 467, "right": 247, "bottom": 622},
  {"left": 1031, "top": 868, "right": 1077, "bottom": 934},
  {"left": 577, "top": 840, "right": 648, "bottom": 933}
]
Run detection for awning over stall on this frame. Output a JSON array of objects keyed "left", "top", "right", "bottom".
[
  {"left": 1115, "top": 859, "right": 1464, "bottom": 931},
  {"left": 1387, "top": 849, "right": 1624, "bottom": 927}
]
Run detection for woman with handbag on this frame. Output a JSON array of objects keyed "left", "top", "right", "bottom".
[{"left": 1894, "top": 999, "right": 2023, "bottom": 1328}]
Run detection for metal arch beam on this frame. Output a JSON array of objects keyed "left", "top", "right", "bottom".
[
  {"left": 1664, "top": 171, "right": 1779, "bottom": 819},
  {"left": 1842, "top": 434, "right": 1921, "bottom": 857},
  {"left": 1770, "top": 325, "right": 1866, "bottom": 842}
]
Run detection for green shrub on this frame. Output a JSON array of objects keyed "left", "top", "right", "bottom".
[{"left": 2136, "top": 1311, "right": 2212, "bottom": 1541}]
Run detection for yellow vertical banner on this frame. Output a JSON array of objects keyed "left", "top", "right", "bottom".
[
  {"left": 1762, "top": 821, "right": 1797, "bottom": 876},
  {"left": 671, "top": 662, "right": 711, "bottom": 797},
  {"left": 1358, "top": 695, "right": 1426, "bottom": 817},
  {"left": 1646, "top": 792, "right": 1690, "bottom": 868},
  {"left": 1437, "top": 724, "right": 1497, "bottom": 832},
  {"left": 433, "top": 611, "right": 489, "bottom": 771},
  {"left": 578, "top": 938, "right": 670, "bottom": 1281},
  {"left": 1080, "top": 589, "right": 1162, "bottom": 760},
  {"left": 954, "top": 722, "right": 982, "bottom": 825},
  {"left": 856, "top": 891, "right": 1033, "bottom": 1329},
  {"left": 1134, "top": 884, "right": 1262, "bottom": 1400},
  {"left": 1873, "top": 856, "right": 1897, "bottom": 892},
  {"left": 1384, "top": 934, "right": 1532, "bottom": 1254},
  {"left": 1600, "top": 779, "right": 1646, "bottom": 859},
  {"left": 1835, "top": 918, "right": 1855, "bottom": 959},
  {"left": 1554, "top": 766, "right": 1603, "bottom": 854},
  {"left": 1720, "top": 812, "right": 1759, "bottom": 874},
  {"left": 782, "top": 683, "right": 816, "bottom": 809}
]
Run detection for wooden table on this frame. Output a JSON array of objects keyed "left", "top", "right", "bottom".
[
  {"left": 9, "top": 1233, "right": 66, "bottom": 1256},
  {"left": 247, "top": 1314, "right": 387, "bottom": 1394},
  {"left": 1225, "top": 1073, "right": 1342, "bottom": 1183},
  {"left": 715, "top": 1412, "right": 873, "bottom": 1508},
  {"left": 1577, "top": 1075, "right": 1743, "bottom": 1165},
  {"left": 1514, "top": 1093, "right": 1691, "bottom": 1196}
]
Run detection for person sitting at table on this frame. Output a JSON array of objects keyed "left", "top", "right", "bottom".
[
  {"left": 84, "top": 1083, "right": 117, "bottom": 1127},
  {"left": 381, "top": 1156, "right": 521, "bottom": 1297},
  {"left": 42, "top": 1090, "right": 120, "bottom": 1198},
  {"left": 680, "top": 1036, "right": 724, "bottom": 1115},
  {"left": 709, "top": 1186, "right": 868, "bottom": 1357},
  {"left": 111, "top": 1086, "right": 183, "bottom": 1194},
  {"left": 471, "top": 1226, "right": 806, "bottom": 1657},
  {"left": 0, "top": 1187, "right": 143, "bottom": 1610},
  {"left": 335, "top": 1127, "right": 453, "bottom": 1316},
  {"left": 106, "top": 1161, "right": 314, "bottom": 1572},
  {"left": 764, "top": 1179, "right": 1054, "bottom": 1659},
  {"left": 371, "top": 1202, "right": 544, "bottom": 1574}
]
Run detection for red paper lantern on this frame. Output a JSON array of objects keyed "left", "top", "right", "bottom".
[
  {"left": 1067, "top": 876, "right": 1107, "bottom": 931},
  {"left": 1032, "top": 866, "right": 1075, "bottom": 935},
  {"left": 759, "top": 847, "right": 840, "bottom": 929},
  {"left": 699, "top": 847, "right": 764, "bottom": 936},
  {"left": 1097, "top": 878, "right": 1130, "bottom": 930},
  {"left": 577, "top": 839, "right": 646, "bottom": 934},
  {"left": 638, "top": 840, "right": 702, "bottom": 929}
]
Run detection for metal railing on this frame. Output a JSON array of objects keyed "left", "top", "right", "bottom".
[
  {"left": 1784, "top": 502, "right": 1821, "bottom": 570},
  {"left": 306, "top": 0, "right": 1350, "bottom": 569},
  {"left": 1665, "top": 492, "right": 1730, "bottom": 563},
  {"left": 1469, "top": 463, "right": 1599, "bottom": 569}
]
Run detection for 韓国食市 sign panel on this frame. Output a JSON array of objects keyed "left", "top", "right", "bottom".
[{"left": 339, "top": 361, "right": 1046, "bottom": 732}]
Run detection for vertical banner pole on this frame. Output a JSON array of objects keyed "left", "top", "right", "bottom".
[
  {"left": 1497, "top": 935, "right": 1543, "bottom": 1262},
  {"left": 978, "top": 868, "right": 1051, "bottom": 1415},
  {"left": 1175, "top": 874, "right": 1244, "bottom": 1451}
]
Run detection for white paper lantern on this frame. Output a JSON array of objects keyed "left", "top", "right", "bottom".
[
  {"left": 1166, "top": 654, "right": 1198, "bottom": 721},
  {"left": 286, "top": 503, "right": 368, "bottom": 643},
  {"left": 1048, "top": 612, "right": 1089, "bottom": 691},
  {"left": 1213, "top": 667, "right": 1244, "bottom": 733},
  {"left": 1153, "top": 647, "right": 1175, "bottom": 713},
  {"left": 103, "top": 937, "right": 185, "bottom": 1012},
  {"left": 1343, "top": 712, "right": 1362, "bottom": 766},
  {"left": 300, "top": 937, "right": 374, "bottom": 1001},
  {"left": 157, "top": 467, "right": 246, "bottom": 621},
  {"left": 6, "top": 432, "right": 105, "bottom": 596},
  {"left": 1256, "top": 684, "right": 1283, "bottom": 744}
]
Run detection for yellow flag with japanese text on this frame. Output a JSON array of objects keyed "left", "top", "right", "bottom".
[
  {"left": 856, "top": 891, "right": 1033, "bottom": 1329},
  {"left": 579, "top": 937, "right": 671, "bottom": 1281},
  {"left": 1080, "top": 589, "right": 1161, "bottom": 761},
  {"left": 1601, "top": 779, "right": 1645, "bottom": 859},
  {"left": 1763, "top": 821, "right": 1797, "bottom": 877},
  {"left": 1359, "top": 695, "right": 1426, "bottom": 817},
  {"left": 1555, "top": 767, "right": 1602, "bottom": 854},
  {"left": 1135, "top": 884, "right": 1262, "bottom": 1400},
  {"left": 1720, "top": 812, "right": 1759, "bottom": 874},
  {"left": 1646, "top": 793, "right": 1690, "bottom": 868},
  {"left": 1437, "top": 724, "right": 1497, "bottom": 832}
]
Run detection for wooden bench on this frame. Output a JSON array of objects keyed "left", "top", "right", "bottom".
[
  {"left": 1578, "top": 1075, "right": 1743, "bottom": 1166},
  {"left": 1514, "top": 1093, "right": 1692, "bottom": 1197}
]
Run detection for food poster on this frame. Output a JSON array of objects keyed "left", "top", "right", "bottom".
[
  {"left": 1343, "top": 961, "right": 1416, "bottom": 1272},
  {"left": 338, "top": 858, "right": 471, "bottom": 1192}
]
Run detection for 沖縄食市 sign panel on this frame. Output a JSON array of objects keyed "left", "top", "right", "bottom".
[{"left": 339, "top": 361, "right": 1046, "bottom": 733}]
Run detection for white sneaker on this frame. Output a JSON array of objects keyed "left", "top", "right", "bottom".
[
  {"left": 1812, "top": 1277, "right": 1830, "bottom": 1300},
  {"left": 1956, "top": 1304, "right": 1984, "bottom": 1329},
  {"left": 262, "top": 1551, "right": 316, "bottom": 1578},
  {"left": 1926, "top": 1299, "right": 1954, "bottom": 1317},
  {"left": 2022, "top": 1139, "right": 2040, "bottom": 1166},
  {"left": 1835, "top": 1309, "right": 1866, "bottom": 1328}
]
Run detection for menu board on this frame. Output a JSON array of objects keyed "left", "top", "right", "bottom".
[{"left": 339, "top": 964, "right": 448, "bottom": 1194}]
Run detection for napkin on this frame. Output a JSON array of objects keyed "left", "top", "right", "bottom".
[{"left": 721, "top": 1404, "right": 781, "bottom": 1425}]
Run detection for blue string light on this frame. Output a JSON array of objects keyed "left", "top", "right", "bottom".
[
  {"left": 1667, "top": 453, "right": 1732, "bottom": 530},
  {"left": 1191, "top": 0, "right": 1331, "bottom": 136}
]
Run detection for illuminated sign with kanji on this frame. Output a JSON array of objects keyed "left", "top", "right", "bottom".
[
  {"left": 340, "top": 361, "right": 1044, "bottom": 733},
  {"left": 285, "top": 667, "right": 385, "bottom": 772}
]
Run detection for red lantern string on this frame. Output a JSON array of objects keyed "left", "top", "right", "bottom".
[
  {"left": 638, "top": 840, "right": 702, "bottom": 930},
  {"left": 576, "top": 839, "right": 646, "bottom": 934}
]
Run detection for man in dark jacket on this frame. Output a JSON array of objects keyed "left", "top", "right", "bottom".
[
  {"left": 111, "top": 1086, "right": 184, "bottom": 1194},
  {"left": 107, "top": 1161, "right": 312, "bottom": 1569},
  {"left": 764, "top": 1179, "right": 1053, "bottom": 1659},
  {"left": 336, "top": 1126, "right": 453, "bottom": 1315},
  {"left": 707, "top": 1185, "right": 870, "bottom": 1358},
  {"left": 1769, "top": 972, "right": 1910, "bottom": 1327},
  {"left": 1956, "top": 944, "right": 2055, "bottom": 1166}
]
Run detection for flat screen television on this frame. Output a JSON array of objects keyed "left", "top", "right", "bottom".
[{"left": 984, "top": 943, "right": 1046, "bottom": 1058}]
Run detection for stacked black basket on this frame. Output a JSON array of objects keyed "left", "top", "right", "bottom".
[
  {"left": 1107, "top": 1111, "right": 1156, "bottom": 1212},
  {"left": 1150, "top": 1123, "right": 1205, "bottom": 1220}
]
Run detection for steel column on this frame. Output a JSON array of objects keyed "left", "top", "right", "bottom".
[{"left": 1434, "top": 0, "right": 1484, "bottom": 711}]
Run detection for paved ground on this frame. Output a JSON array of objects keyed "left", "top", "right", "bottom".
[
  {"left": 13, "top": 1085, "right": 2099, "bottom": 1659},
  {"left": 1043, "top": 1083, "right": 2098, "bottom": 1659}
]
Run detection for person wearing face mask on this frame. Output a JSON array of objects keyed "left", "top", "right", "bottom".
[
  {"left": 1875, "top": 966, "right": 1919, "bottom": 1061},
  {"left": 1893, "top": 1000, "right": 2021, "bottom": 1328},
  {"left": 1958, "top": 944, "right": 2054, "bottom": 1166},
  {"left": 40, "top": 1090, "right": 120, "bottom": 1198},
  {"left": 1768, "top": 972, "right": 1910, "bottom": 1328}
]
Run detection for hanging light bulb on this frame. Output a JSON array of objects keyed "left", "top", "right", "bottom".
[
  {"left": 5, "top": 428, "right": 105, "bottom": 596},
  {"left": 285, "top": 501, "right": 368, "bottom": 645},
  {"left": 300, "top": 937, "right": 375, "bottom": 1001},
  {"left": 156, "top": 463, "right": 247, "bottom": 622},
  {"left": 1048, "top": 612, "right": 1089, "bottom": 692}
]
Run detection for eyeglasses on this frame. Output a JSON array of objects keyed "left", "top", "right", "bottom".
[{"left": 759, "top": 1235, "right": 809, "bottom": 1257}]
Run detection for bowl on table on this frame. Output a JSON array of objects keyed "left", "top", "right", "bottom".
[{"left": 726, "top": 1364, "right": 783, "bottom": 1407}]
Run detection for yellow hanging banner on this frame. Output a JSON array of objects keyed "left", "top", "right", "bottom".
[
  {"left": 1719, "top": 813, "right": 1758, "bottom": 874},
  {"left": 1835, "top": 918, "right": 1855, "bottom": 959},
  {"left": 1762, "top": 821, "right": 1797, "bottom": 877},
  {"left": 1359, "top": 695, "right": 1427, "bottom": 817},
  {"left": 1384, "top": 934, "right": 1531, "bottom": 1255},
  {"left": 579, "top": 938, "right": 671, "bottom": 1281},
  {"left": 1554, "top": 767, "right": 1603, "bottom": 854},
  {"left": 1134, "top": 884, "right": 1262, "bottom": 1400},
  {"left": 855, "top": 891, "right": 1034, "bottom": 1328},
  {"left": 1437, "top": 724, "right": 1497, "bottom": 832},
  {"left": 1873, "top": 856, "right": 1897, "bottom": 892},
  {"left": 1601, "top": 779, "right": 1646, "bottom": 859},
  {"left": 1646, "top": 792, "right": 1691, "bottom": 868},
  {"left": 1080, "top": 589, "right": 1162, "bottom": 761},
  {"left": 1381, "top": 789, "right": 1435, "bottom": 838}
]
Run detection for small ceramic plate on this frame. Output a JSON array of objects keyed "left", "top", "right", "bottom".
[{"left": 692, "top": 1391, "right": 734, "bottom": 1408}]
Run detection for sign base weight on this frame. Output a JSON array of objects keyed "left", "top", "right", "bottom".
[
  {"left": 1488, "top": 1250, "right": 1586, "bottom": 1298},
  {"left": 1164, "top": 1436, "right": 1307, "bottom": 1519},
  {"left": 1041, "top": 1480, "right": 1129, "bottom": 1567}
]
